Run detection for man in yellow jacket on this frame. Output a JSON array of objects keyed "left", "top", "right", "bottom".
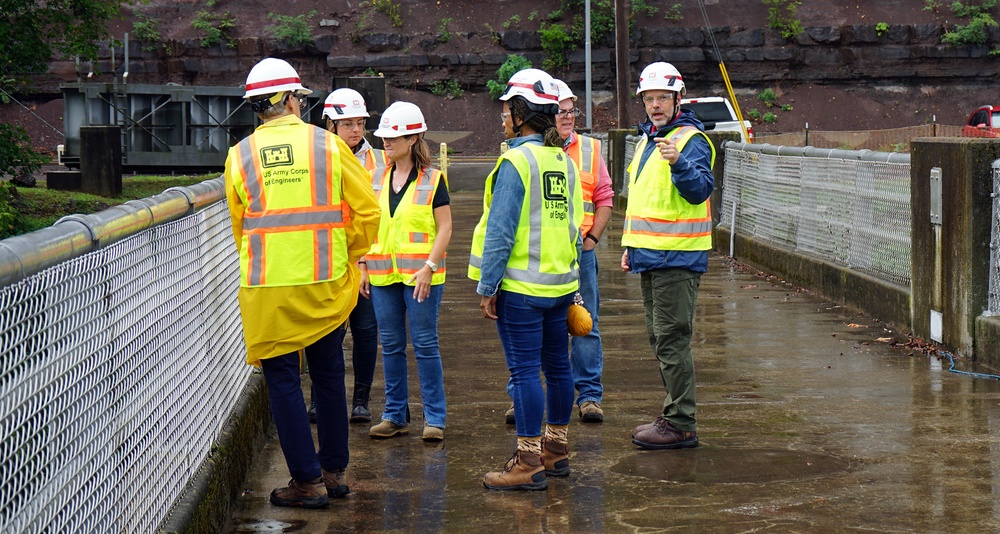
[{"left": 224, "top": 58, "right": 380, "bottom": 508}]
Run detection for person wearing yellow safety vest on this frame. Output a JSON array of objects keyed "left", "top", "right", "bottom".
[
  {"left": 364, "top": 101, "right": 452, "bottom": 443},
  {"left": 469, "top": 68, "right": 584, "bottom": 491},
  {"left": 622, "top": 62, "right": 716, "bottom": 451},
  {"left": 301, "top": 87, "right": 386, "bottom": 425},
  {"left": 224, "top": 58, "right": 380, "bottom": 509}
]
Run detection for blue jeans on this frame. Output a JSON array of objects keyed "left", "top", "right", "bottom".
[
  {"left": 349, "top": 294, "right": 378, "bottom": 388},
  {"left": 370, "top": 283, "right": 447, "bottom": 428},
  {"left": 571, "top": 248, "right": 603, "bottom": 405},
  {"left": 260, "top": 325, "right": 348, "bottom": 482},
  {"left": 496, "top": 290, "right": 575, "bottom": 437}
]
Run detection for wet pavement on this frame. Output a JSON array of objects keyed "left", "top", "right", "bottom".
[{"left": 225, "top": 186, "right": 1000, "bottom": 533}]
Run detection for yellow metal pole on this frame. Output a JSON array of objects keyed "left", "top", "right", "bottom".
[
  {"left": 439, "top": 142, "right": 449, "bottom": 176},
  {"left": 719, "top": 62, "right": 751, "bottom": 143}
]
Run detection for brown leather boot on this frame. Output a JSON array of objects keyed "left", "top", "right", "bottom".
[
  {"left": 541, "top": 439, "right": 570, "bottom": 477},
  {"left": 321, "top": 468, "right": 350, "bottom": 499},
  {"left": 632, "top": 418, "right": 698, "bottom": 450},
  {"left": 483, "top": 451, "right": 547, "bottom": 491},
  {"left": 269, "top": 478, "right": 329, "bottom": 508},
  {"left": 632, "top": 416, "right": 665, "bottom": 438}
]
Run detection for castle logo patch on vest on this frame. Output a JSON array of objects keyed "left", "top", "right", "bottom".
[
  {"left": 260, "top": 145, "right": 294, "bottom": 168},
  {"left": 543, "top": 170, "right": 569, "bottom": 220}
]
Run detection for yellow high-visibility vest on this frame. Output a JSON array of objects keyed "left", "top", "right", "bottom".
[
  {"left": 565, "top": 134, "right": 601, "bottom": 237},
  {"left": 230, "top": 123, "right": 349, "bottom": 287},
  {"left": 468, "top": 143, "right": 583, "bottom": 297},
  {"left": 363, "top": 147, "right": 388, "bottom": 173},
  {"left": 366, "top": 166, "right": 447, "bottom": 286},
  {"left": 622, "top": 126, "right": 716, "bottom": 251}
]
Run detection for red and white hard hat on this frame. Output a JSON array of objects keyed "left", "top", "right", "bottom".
[
  {"left": 499, "top": 68, "right": 560, "bottom": 107},
  {"left": 323, "top": 88, "right": 370, "bottom": 121},
  {"left": 243, "top": 58, "right": 312, "bottom": 99},
  {"left": 553, "top": 79, "right": 577, "bottom": 102},
  {"left": 374, "top": 101, "right": 427, "bottom": 138},
  {"left": 636, "top": 62, "right": 686, "bottom": 96}
]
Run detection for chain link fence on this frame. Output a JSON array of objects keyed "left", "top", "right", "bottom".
[
  {"left": 0, "top": 180, "right": 249, "bottom": 533},
  {"left": 990, "top": 162, "right": 1000, "bottom": 315},
  {"left": 719, "top": 143, "right": 913, "bottom": 288}
]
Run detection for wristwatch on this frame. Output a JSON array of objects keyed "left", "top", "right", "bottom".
[{"left": 424, "top": 259, "right": 438, "bottom": 272}]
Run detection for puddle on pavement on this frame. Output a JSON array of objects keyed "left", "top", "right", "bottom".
[
  {"left": 233, "top": 519, "right": 306, "bottom": 533},
  {"left": 612, "top": 448, "right": 849, "bottom": 484}
]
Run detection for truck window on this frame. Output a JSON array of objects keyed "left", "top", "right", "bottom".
[{"left": 682, "top": 102, "right": 732, "bottom": 123}]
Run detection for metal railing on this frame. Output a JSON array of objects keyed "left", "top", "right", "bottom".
[
  {"left": 0, "top": 178, "right": 249, "bottom": 533},
  {"left": 990, "top": 161, "right": 1000, "bottom": 315},
  {"left": 755, "top": 124, "right": 969, "bottom": 152},
  {"left": 719, "top": 143, "right": 913, "bottom": 288}
]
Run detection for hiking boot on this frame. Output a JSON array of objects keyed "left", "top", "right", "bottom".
[
  {"left": 307, "top": 400, "right": 317, "bottom": 424},
  {"left": 321, "top": 468, "right": 351, "bottom": 499},
  {"left": 350, "top": 385, "right": 372, "bottom": 423},
  {"left": 504, "top": 403, "right": 515, "bottom": 425},
  {"left": 422, "top": 425, "right": 444, "bottom": 442},
  {"left": 632, "top": 416, "right": 665, "bottom": 438},
  {"left": 541, "top": 439, "right": 570, "bottom": 477},
  {"left": 483, "top": 451, "right": 547, "bottom": 491},
  {"left": 579, "top": 401, "right": 604, "bottom": 423},
  {"left": 632, "top": 418, "right": 699, "bottom": 450},
  {"left": 369, "top": 419, "right": 409, "bottom": 438},
  {"left": 269, "top": 478, "right": 328, "bottom": 508}
]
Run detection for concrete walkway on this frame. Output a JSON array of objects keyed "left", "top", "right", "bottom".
[{"left": 225, "top": 185, "right": 1000, "bottom": 533}]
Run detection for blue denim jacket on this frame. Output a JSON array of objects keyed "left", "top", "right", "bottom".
[
  {"left": 627, "top": 111, "right": 715, "bottom": 274},
  {"left": 476, "top": 135, "right": 583, "bottom": 297}
]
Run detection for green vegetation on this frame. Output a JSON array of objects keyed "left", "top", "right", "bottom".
[
  {"left": 363, "top": 67, "right": 380, "bottom": 76},
  {"left": 430, "top": 79, "right": 463, "bottom": 99},
  {"left": 436, "top": 17, "right": 453, "bottom": 43},
  {"left": 6, "top": 174, "right": 213, "bottom": 238},
  {"left": 762, "top": 0, "right": 803, "bottom": 39},
  {"left": 266, "top": 11, "right": 317, "bottom": 47},
  {"left": 663, "top": 3, "right": 684, "bottom": 22},
  {"left": 372, "top": 0, "right": 404, "bottom": 27},
  {"left": 781, "top": 103, "right": 793, "bottom": 111},
  {"left": 486, "top": 55, "right": 533, "bottom": 99},
  {"left": 747, "top": 109, "right": 762, "bottom": 120},
  {"left": 923, "top": 0, "right": 943, "bottom": 11},
  {"left": 875, "top": 22, "right": 889, "bottom": 36},
  {"left": 133, "top": 14, "right": 162, "bottom": 52},
  {"left": 192, "top": 10, "right": 237, "bottom": 48},
  {"left": 1, "top": 0, "right": 128, "bottom": 193},
  {"left": 502, "top": 15, "right": 521, "bottom": 29},
  {"left": 758, "top": 88, "right": 779, "bottom": 107},
  {"left": 528, "top": 10, "right": 539, "bottom": 21},
  {"left": 762, "top": 112, "right": 778, "bottom": 123},
  {"left": 951, "top": 0, "right": 998, "bottom": 17},
  {"left": 539, "top": 23, "right": 574, "bottom": 70},
  {"left": 942, "top": 13, "right": 998, "bottom": 46}
]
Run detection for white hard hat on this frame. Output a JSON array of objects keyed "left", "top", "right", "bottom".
[
  {"left": 374, "top": 101, "right": 427, "bottom": 138},
  {"left": 636, "top": 62, "right": 686, "bottom": 96},
  {"left": 323, "top": 88, "right": 370, "bottom": 121},
  {"left": 243, "top": 58, "right": 312, "bottom": 99},
  {"left": 499, "top": 68, "right": 560, "bottom": 107},
  {"left": 553, "top": 79, "right": 577, "bottom": 102}
]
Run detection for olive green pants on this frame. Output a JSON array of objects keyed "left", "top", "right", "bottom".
[{"left": 640, "top": 268, "right": 701, "bottom": 432}]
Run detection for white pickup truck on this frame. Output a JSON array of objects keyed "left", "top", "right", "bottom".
[{"left": 680, "top": 97, "right": 753, "bottom": 142}]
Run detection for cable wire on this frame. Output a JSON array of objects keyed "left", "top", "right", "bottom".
[{"left": 0, "top": 87, "right": 63, "bottom": 137}]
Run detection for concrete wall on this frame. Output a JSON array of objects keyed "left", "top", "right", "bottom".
[{"left": 911, "top": 138, "right": 999, "bottom": 361}]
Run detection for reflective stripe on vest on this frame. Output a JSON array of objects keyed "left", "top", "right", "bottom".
[
  {"left": 233, "top": 123, "right": 348, "bottom": 286},
  {"left": 468, "top": 143, "right": 582, "bottom": 296},
  {"left": 364, "top": 148, "right": 388, "bottom": 172},
  {"left": 622, "top": 126, "right": 716, "bottom": 251},
  {"left": 366, "top": 166, "right": 446, "bottom": 286}
]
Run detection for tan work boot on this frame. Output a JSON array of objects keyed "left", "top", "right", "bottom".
[
  {"left": 422, "top": 425, "right": 444, "bottom": 442},
  {"left": 541, "top": 439, "right": 570, "bottom": 477},
  {"left": 504, "top": 403, "right": 515, "bottom": 424},
  {"left": 579, "top": 401, "right": 604, "bottom": 423},
  {"left": 269, "top": 478, "right": 328, "bottom": 508},
  {"left": 321, "top": 468, "right": 350, "bottom": 499},
  {"left": 369, "top": 419, "right": 409, "bottom": 438},
  {"left": 483, "top": 451, "right": 547, "bottom": 491}
]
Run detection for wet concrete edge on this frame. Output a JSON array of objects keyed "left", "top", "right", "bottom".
[
  {"left": 975, "top": 315, "right": 1000, "bottom": 368},
  {"left": 715, "top": 226, "right": 911, "bottom": 328},
  {"left": 158, "top": 375, "right": 271, "bottom": 534}
]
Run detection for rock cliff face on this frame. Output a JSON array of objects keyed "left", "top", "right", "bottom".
[{"left": 38, "top": 22, "right": 1000, "bottom": 95}]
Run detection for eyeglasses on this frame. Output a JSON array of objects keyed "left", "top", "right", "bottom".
[
  {"left": 556, "top": 108, "right": 582, "bottom": 118},
  {"left": 336, "top": 119, "right": 366, "bottom": 130},
  {"left": 642, "top": 95, "right": 674, "bottom": 105},
  {"left": 289, "top": 93, "right": 307, "bottom": 110},
  {"left": 500, "top": 112, "right": 511, "bottom": 122}
]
